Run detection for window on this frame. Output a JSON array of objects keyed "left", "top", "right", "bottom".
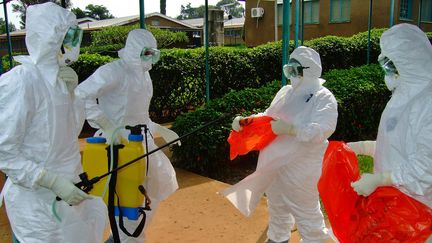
[
  {"left": 304, "top": 0, "right": 320, "bottom": 24},
  {"left": 277, "top": 3, "right": 293, "bottom": 26},
  {"left": 329, "top": 0, "right": 350, "bottom": 22},
  {"left": 421, "top": 0, "right": 432, "bottom": 22},
  {"left": 225, "top": 29, "right": 242, "bottom": 37},
  {"left": 399, "top": 0, "right": 413, "bottom": 20},
  {"left": 151, "top": 20, "right": 160, "bottom": 26}
]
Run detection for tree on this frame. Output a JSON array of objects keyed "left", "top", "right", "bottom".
[
  {"left": 71, "top": 7, "right": 86, "bottom": 19},
  {"left": 216, "top": 0, "right": 245, "bottom": 18},
  {"left": 160, "top": 0, "right": 166, "bottom": 15},
  {"left": 176, "top": 3, "right": 217, "bottom": 20},
  {"left": 0, "top": 18, "right": 16, "bottom": 34},
  {"left": 84, "top": 4, "right": 114, "bottom": 20},
  {"left": 12, "top": 0, "right": 72, "bottom": 28},
  {"left": 71, "top": 5, "right": 114, "bottom": 20}
]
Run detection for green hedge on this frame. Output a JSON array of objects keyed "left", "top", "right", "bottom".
[
  {"left": 323, "top": 64, "right": 390, "bottom": 141},
  {"left": 90, "top": 24, "right": 189, "bottom": 49},
  {"left": 70, "top": 53, "right": 115, "bottom": 81},
  {"left": 171, "top": 64, "right": 390, "bottom": 180},
  {"left": 80, "top": 44, "right": 124, "bottom": 58}
]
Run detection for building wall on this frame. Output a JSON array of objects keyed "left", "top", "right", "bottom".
[
  {"left": 224, "top": 27, "right": 244, "bottom": 46},
  {"left": 0, "top": 36, "right": 26, "bottom": 56},
  {"left": 146, "top": 16, "right": 188, "bottom": 29},
  {"left": 245, "top": 0, "right": 278, "bottom": 47},
  {"left": 245, "top": 0, "right": 432, "bottom": 47}
]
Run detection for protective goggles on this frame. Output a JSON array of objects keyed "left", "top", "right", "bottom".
[
  {"left": 140, "top": 47, "right": 161, "bottom": 64},
  {"left": 63, "top": 25, "right": 83, "bottom": 49},
  {"left": 378, "top": 55, "right": 398, "bottom": 76},
  {"left": 283, "top": 58, "right": 309, "bottom": 79}
]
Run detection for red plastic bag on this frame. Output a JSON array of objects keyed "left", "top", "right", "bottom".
[
  {"left": 227, "top": 116, "right": 277, "bottom": 160},
  {"left": 318, "top": 141, "right": 432, "bottom": 243}
]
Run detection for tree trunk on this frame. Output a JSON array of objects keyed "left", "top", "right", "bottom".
[{"left": 160, "top": 0, "right": 166, "bottom": 15}]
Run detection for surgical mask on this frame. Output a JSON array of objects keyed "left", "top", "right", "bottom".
[
  {"left": 384, "top": 75, "right": 400, "bottom": 92},
  {"left": 290, "top": 76, "right": 303, "bottom": 88},
  {"left": 378, "top": 55, "right": 400, "bottom": 91},
  {"left": 58, "top": 25, "right": 83, "bottom": 66},
  {"left": 141, "top": 61, "right": 152, "bottom": 72},
  {"left": 140, "top": 47, "right": 160, "bottom": 64},
  {"left": 283, "top": 58, "right": 309, "bottom": 79}
]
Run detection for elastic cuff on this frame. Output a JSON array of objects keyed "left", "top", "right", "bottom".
[
  {"left": 36, "top": 169, "right": 57, "bottom": 189},
  {"left": 382, "top": 172, "right": 394, "bottom": 186}
]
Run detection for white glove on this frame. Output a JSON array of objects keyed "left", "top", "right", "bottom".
[
  {"left": 156, "top": 124, "right": 181, "bottom": 146},
  {"left": 58, "top": 66, "right": 78, "bottom": 92},
  {"left": 270, "top": 118, "right": 296, "bottom": 136},
  {"left": 346, "top": 141, "right": 376, "bottom": 157},
  {"left": 351, "top": 172, "right": 393, "bottom": 196},
  {"left": 37, "top": 169, "right": 91, "bottom": 205},
  {"left": 231, "top": 116, "right": 243, "bottom": 132}
]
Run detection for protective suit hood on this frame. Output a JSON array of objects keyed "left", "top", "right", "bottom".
[
  {"left": 14, "top": 2, "right": 77, "bottom": 86},
  {"left": 118, "top": 29, "right": 157, "bottom": 70},
  {"left": 289, "top": 46, "right": 324, "bottom": 91},
  {"left": 380, "top": 24, "right": 432, "bottom": 105}
]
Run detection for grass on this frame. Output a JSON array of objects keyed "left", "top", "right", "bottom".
[
  {"left": 321, "top": 155, "right": 374, "bottom": 219},
  {"left": 358, "top": 155, "right": 374, "bottom": 173}
]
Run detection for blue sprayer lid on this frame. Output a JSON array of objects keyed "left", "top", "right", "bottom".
[
  {"left": 86, "top": 137, "right": 107, "bottom": 144},
  {"left": 128, "top": 134, "right": 143, "bottom": 142}
]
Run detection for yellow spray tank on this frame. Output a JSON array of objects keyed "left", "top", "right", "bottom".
[{"left": 82, "top": 125, "right": 148, "bottom": 220}]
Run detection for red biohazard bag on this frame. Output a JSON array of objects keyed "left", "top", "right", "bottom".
[
  {"left": 227, "top": 116, "right": 277, "bottom": 160},
  {"left": 318, "top": 141, "right": 432, "bottom": 243}
]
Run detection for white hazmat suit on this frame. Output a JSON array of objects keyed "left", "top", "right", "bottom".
[
  {"left": 350, "top": 24, "right": 432, "bottom": 210},
  {"left": 223, "top": 46, "right": 338, "bottom": 242},
  {"left": 0, "top": 3, "right": 107, "bottom": 243},
  {"left": 75, "top": 29, "right": 179, "bottom": 242}
]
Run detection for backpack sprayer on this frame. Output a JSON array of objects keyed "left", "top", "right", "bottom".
[
  {"left": 55, "top": 113, "right": 230, "bottom": 242},
  {"left": 70, "top": 113, "right": 230, "bottom": 196}
]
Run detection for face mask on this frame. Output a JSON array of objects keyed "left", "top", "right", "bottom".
[
  {"left": 141, "top": 61, "right": 152, "bottom": 72},
  {"left": 140, "top": 47, "right": 161, "bottom": 64},
  {"left": 58, "top": 25, "right": 83, "bottom": 66},
  {"left": 384, "top": 75, "right": 400, "bottom": 92},
  {"left": 290, "top": 76, "right": 303, "bottom": 88}
]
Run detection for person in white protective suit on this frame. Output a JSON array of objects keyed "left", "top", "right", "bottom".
[
  {"left": 349, "top": 24, "right": 432, "bottom": 213},
  {"left": 75, "top": 29, "right": 179, "bottom": 243},
  {"left": 223, "top": 46, "right": 338, "bottom": 243},
  {"left": 0, "top": 2, "right": 107, "bottom": 243}
]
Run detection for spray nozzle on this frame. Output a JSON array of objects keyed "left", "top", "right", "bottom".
[{"left": 125, "top": 125, "right": 147, "bottom": 135}]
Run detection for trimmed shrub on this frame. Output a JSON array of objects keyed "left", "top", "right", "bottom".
[
  {"left": 306, "top": 35, "right": 353, "bottom": 71},
  {"left": 70, "top": 53, "right": 115, "bottom": 82},
  {"left": 90, "top": 24, "right": 189, "bottom": 49},
  {"left": 171, "top": 65, "right": 390, "bottom": 180},
  {"left": 80, "top": 44, "right": 124, "bottom": 58},
  {"left": 323, "top": 64, "right": 390, "bottom": 141}
]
